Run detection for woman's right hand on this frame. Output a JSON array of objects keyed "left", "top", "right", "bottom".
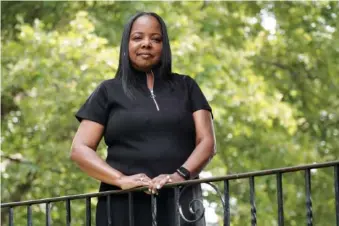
[{"left": 117, "top": 173, "right": 152, "bottom": 190}]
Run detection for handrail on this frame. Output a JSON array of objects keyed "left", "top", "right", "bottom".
[{"left": 1, "top": 160, "right": 338, "bottom": 208}]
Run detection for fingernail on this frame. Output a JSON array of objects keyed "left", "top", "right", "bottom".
[
  {"left": 168, "top": 179, "right": 172, "bottom": 182},
  {"left": 156, "top": 184, "right": 160, "bottom": 189}
]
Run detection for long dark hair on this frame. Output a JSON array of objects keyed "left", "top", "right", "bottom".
[{"left": 115, "top": 12, "right": 172, "bottom": 98}]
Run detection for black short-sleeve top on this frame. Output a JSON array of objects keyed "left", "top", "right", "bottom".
[{"left": 76, "top": 72, "right": 212, "bottom": 191}]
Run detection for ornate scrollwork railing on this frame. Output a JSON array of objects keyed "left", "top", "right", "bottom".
[
  {"left": 1, "top": 160, "right": 338, "bottom": 226},
  {"left": 177, "top": 182, "right": 225, "bottom": 223}
]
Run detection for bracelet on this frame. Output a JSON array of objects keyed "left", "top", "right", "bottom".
[{"left": 176, "top": 166, "right": 191, "bottom": 180}]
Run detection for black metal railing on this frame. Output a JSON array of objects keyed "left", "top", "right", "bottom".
[{"left": 2, "top": 160, "right": 339, "bottom": 226}]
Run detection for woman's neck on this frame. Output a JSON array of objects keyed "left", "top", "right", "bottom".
[{"left": 146, "top": 70, "right": 154, "bottom": 90}]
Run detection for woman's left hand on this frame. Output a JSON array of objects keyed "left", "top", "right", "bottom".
[{"left": 148, "top": 173, "right": 185, "bottom": 194}]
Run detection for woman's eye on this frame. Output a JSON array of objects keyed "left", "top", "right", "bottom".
[
  {"left": 152, "top": 38, "right": 162, "bottom": 43},
  {"left": 132, "top": 36, "right": 142, "bottom": 40}
]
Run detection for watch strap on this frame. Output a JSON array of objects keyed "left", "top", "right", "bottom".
[{"left": 176, "top": 166, "right": 191, "bottom": 180}]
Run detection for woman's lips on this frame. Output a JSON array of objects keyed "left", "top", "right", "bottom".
[{"left": 138, "top": 53, "right": 152, "bottom": 59}]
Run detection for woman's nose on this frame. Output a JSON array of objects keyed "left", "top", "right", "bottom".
[{"left": 141, "top": 38, "right": 151, "bottom": 48}]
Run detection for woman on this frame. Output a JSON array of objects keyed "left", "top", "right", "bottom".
[{"left": 71, "top": 12, "right": 216, "bottom": 226}]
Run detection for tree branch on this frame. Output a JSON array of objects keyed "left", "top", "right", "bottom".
[{"left": 1, "top": 154, "right": 33, "bottom": 165}]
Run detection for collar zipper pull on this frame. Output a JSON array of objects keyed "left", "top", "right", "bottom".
[
  {"left": 150, "top": 90, "right": 160, "bottom": 111},
  {"left": 147, "top": 71, "right": 160, "bottom": 111}
]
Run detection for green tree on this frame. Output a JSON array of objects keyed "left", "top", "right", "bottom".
[{"left": 1, "top": 1, "right": 338, "bottom": 225}]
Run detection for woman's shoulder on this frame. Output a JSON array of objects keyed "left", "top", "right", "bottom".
[
  {"left": 100, "top": 78, "right": 120, "bottom": 86},
  {"left": 171, "top": 72, "right": 194, "bottom": 81},
  {"left": 91, "top": 78, "right": 122, "bottom": 97},
  {"left": 97, "top": 78, "right": 121, "bottom": 91},
  {"left": 171, "top": 72, "right": 196, "bottom": 86}
]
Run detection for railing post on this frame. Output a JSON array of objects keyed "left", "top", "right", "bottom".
[
  {"left": 128, "top": 192, "right": 134, "bottom": 226},
  {"left": 66, "top": 199, "right": 71, "bottom": 226},
  {"left": 27, "top": 205, "right": 32, "bottom": 226},
  {"left": 276, "top": 173, "right": 284, "bottom": 226},
  {"left": 305, "top": 169, "right": 313, "bottom": 226},
  {"left": 9, "top": 207, "right": 14, "bottom": 226},
  {"left": 106, "top": 195, "right": 112, "bottom": 226},
  {"left": 174, "top": 187, "right": 181, "bottom": 226},
  {"left": 224, "top": 180, "right": 230, "bottom": 226},
  {"left": 249, "top": 177, "right": 257, "bottom": 226},
  {"left": 151, "top": 195, "right": 157, "bottom": 226},
  {"left": 85, "top": 197, "right": 91, "bottom": 226},
  {"left": 46, "top": 202, "right": 51, "bottom": 226},
  {"left": 335, "top": 165, "right": 339, "bottom": 226}
]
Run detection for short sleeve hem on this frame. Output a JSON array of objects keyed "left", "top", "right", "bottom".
[
  {"left": 184, "top": 75, "right": 213, "bottom": 118},
  {"left": 75, "top": 81, "right": 109, "bottom": 126}
]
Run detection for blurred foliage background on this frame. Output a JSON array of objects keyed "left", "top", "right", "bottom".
[{"left": 1, "top": 1, "right": 338, "bottom": 225}]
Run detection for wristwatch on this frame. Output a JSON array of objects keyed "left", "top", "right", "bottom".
[{"left": 176, "top": 166, "right": 191, "bottom": 180}]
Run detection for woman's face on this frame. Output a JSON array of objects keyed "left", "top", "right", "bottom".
[{"left": 129, "top": 15, "right": 163, "bottom": 72}]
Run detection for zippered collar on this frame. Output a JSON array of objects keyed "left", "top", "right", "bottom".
[
  {"left": 133, "top": 66, "right": 163, "bottom": 93},
  {"left": 133, "top": 66, "right": 161, "bottom": 81}
]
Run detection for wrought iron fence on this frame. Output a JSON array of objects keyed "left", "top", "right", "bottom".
[{"left": 1, "top": 160, "right": 339, "bottom": 226}]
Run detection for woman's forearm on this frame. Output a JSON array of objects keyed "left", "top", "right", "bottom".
[
  {"left": 181, "top": 137, "right": 216, "bottom": 178},
  {"left": 71, "top": 145, "right": 124, "bottom": 187}
]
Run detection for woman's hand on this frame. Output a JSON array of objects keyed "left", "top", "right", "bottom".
[
  {"left": 149, "top": 172, "right": 185, "bottom": 194},
  {"left": 117, "top": 173, "right": 152, "bottom": 190}
]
